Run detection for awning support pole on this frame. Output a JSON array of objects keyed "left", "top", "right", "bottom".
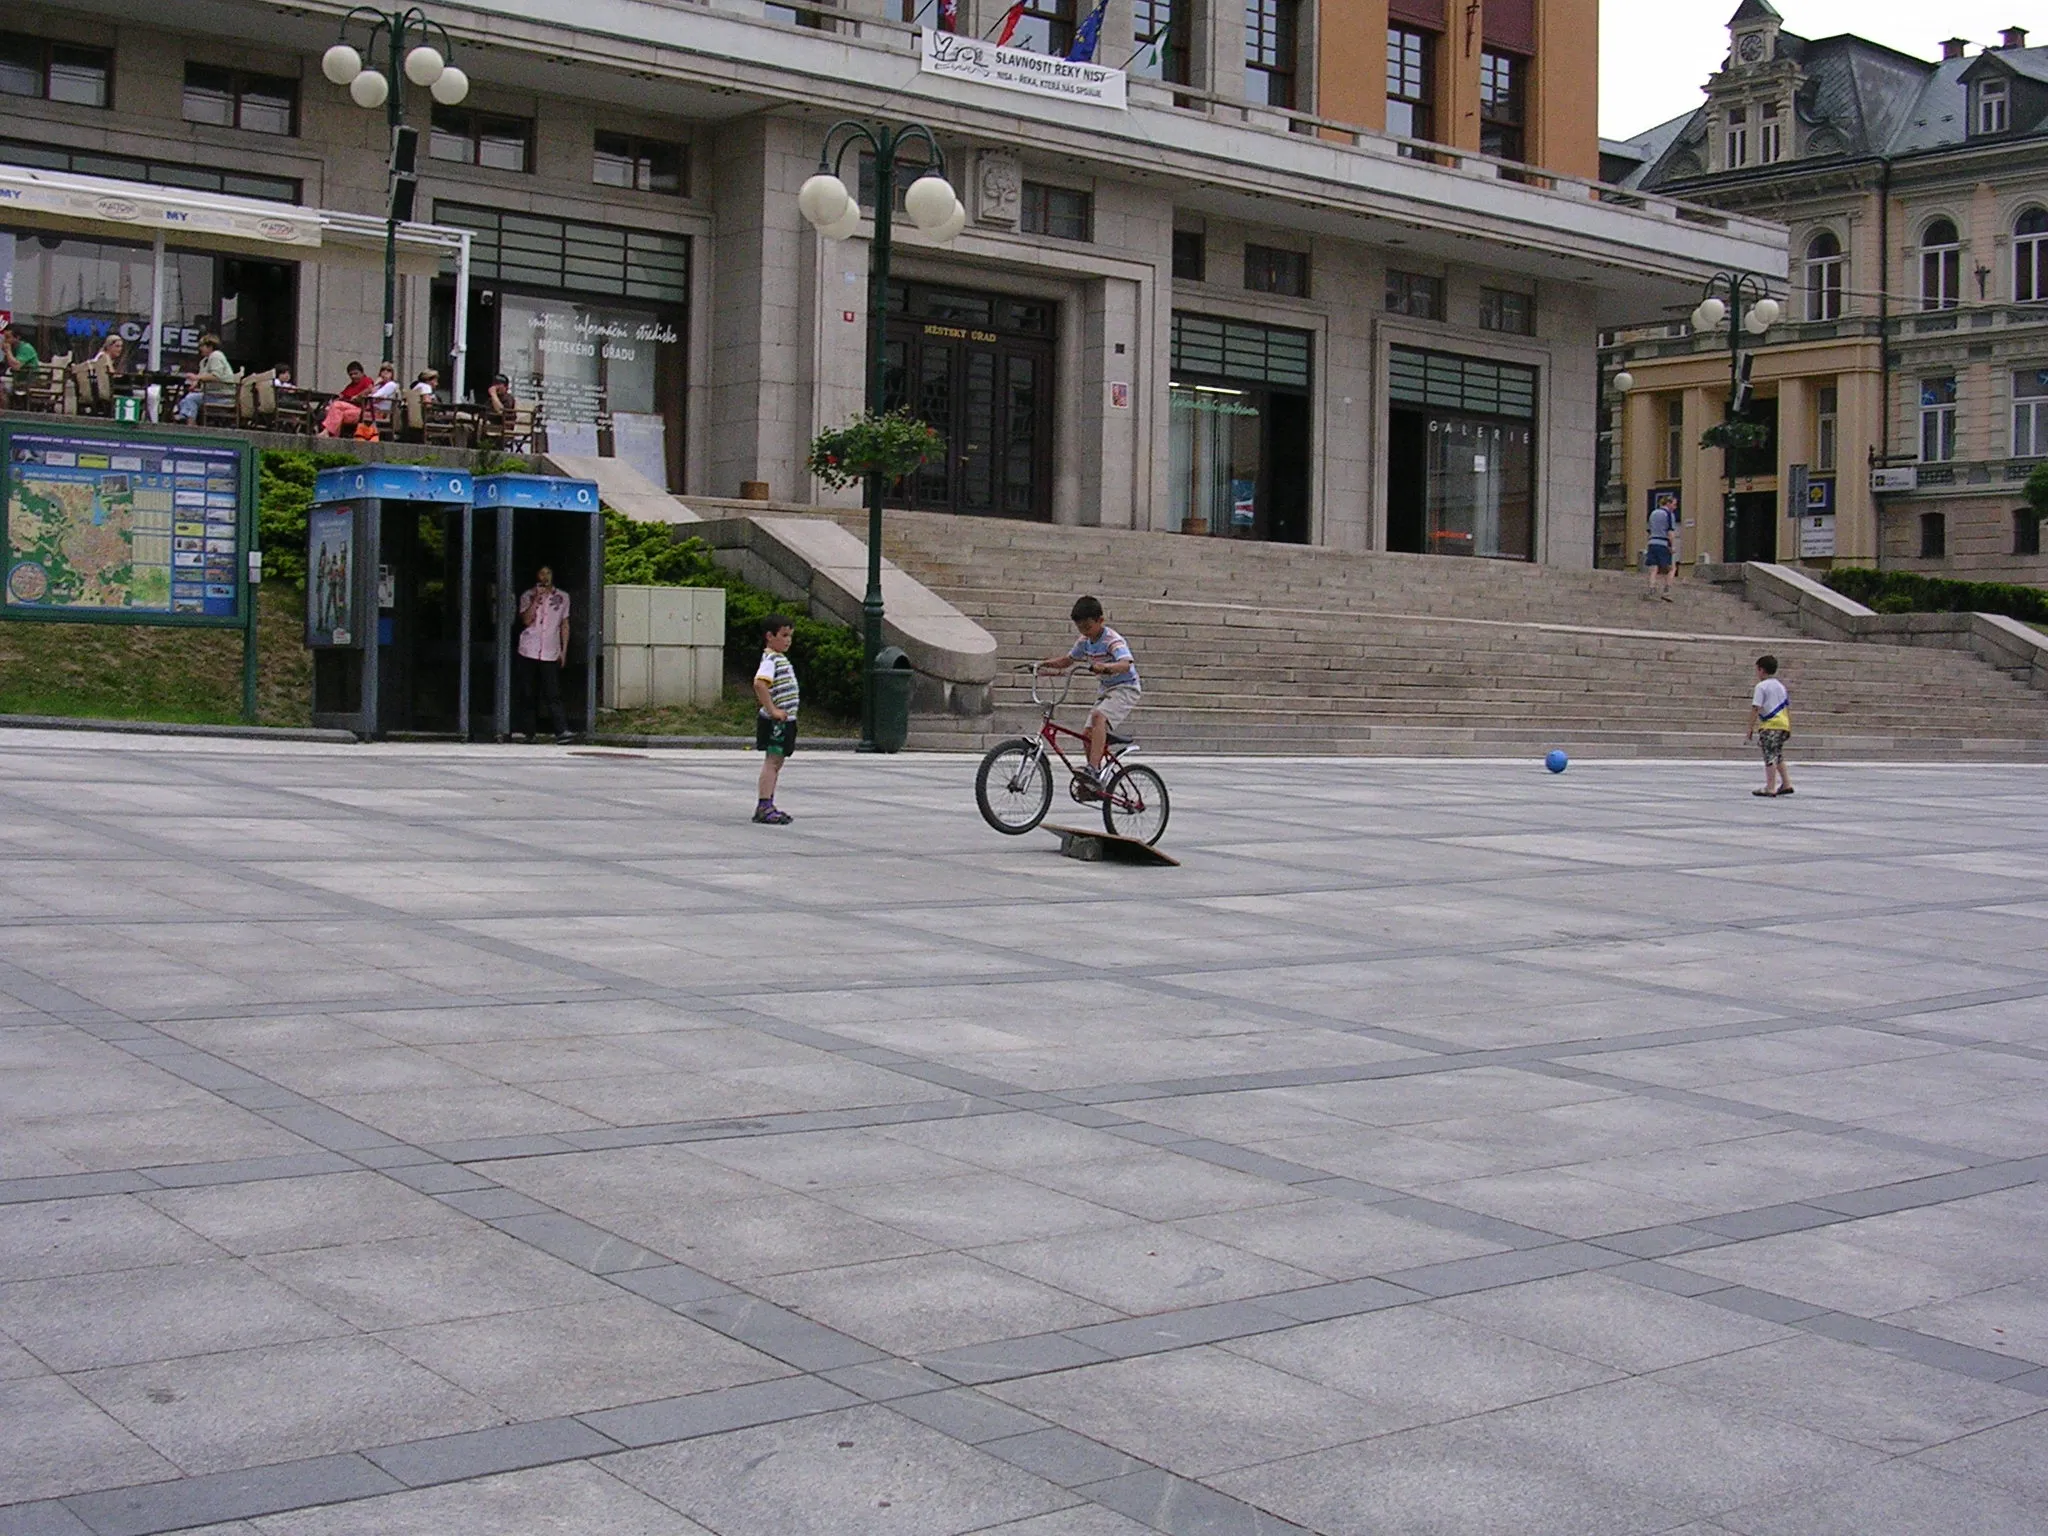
[
  {"left": 148, "top": 232, "right": 165, "bottom": 372},
  {"left": 451, "top": 229, "right": 470, "bottom": 402}
]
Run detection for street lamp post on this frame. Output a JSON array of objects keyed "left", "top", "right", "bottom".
[
  {"left": 796, "top": 123, "right": 965, "bottom": 750},
  {"left": 1689, "top": 272, "right": 1781, "bottom": 562},
  {"left": 321, "top": 8, "right": 469, "bottom": 371}
]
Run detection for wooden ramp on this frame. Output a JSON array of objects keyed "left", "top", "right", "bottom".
[{"left": 1044, "top": 824, "right": 1180, "bottom": 867}]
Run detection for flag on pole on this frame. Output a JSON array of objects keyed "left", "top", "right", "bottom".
[
  {"left": 993, "top": 0, "right": 1025, "bottom": 44},
  {"left": 1128, "top": 10, "right": 1171, "bottom": 72},
  {"left": 1066, "top": 0, "right": 1108, "bottom": 60},
  {"left": 937, "top": 0, "right": 958, "bottom": 30}
]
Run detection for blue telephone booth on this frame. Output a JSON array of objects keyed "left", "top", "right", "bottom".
[{"left": 471, "top": 474, "right": 603, "bottom": 741}]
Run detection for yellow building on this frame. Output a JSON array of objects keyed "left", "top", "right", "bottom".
[{"left": 1602, "top": 2, "right": 2048, "bottom": 578}]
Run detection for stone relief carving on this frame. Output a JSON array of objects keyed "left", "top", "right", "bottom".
[{"left": 976, "top": 150, "right": 1021, "bottom": 228}]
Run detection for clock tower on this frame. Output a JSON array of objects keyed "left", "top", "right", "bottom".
[{"left": 1728, "top": 0, "right": 1784, "bottom": 68}]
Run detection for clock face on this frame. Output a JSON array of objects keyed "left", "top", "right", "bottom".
[{"left": 1738, "top": 33, "right": 1767, "bottom": 61}]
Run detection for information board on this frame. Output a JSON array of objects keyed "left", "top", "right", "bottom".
[{"left": 2, "top": 425, "right": 247, "bottom": 625}]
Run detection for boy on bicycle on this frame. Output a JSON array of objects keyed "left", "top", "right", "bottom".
[{"left": 1040, "top": 595, "right": 1139, "bottom": 788}]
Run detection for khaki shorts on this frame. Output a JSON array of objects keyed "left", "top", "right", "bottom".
[{"left": 1090, "top": 687, "right": 1140, "bottom": 728}]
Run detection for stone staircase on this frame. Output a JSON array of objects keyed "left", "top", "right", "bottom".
[{"left": 812, "top": 511, "right": 2048, "bottom": 758}]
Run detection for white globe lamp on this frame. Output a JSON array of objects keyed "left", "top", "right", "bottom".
[
  {"left": 321, "top": 43, "right": 363, "bottom": 85},
  {"left": 1746, "top": 296, "right": 1781, "bottom": 331},
  {"left": 819, "top": 202, "right": 864, "bottom": 241},
  {"left": 429, "top": 66, "right": 469, "bottom": 104},
  {"left": 904, "top": 174, "right": 957, "bottom": 231},
  {"left": 349, "top": 68, "right": 390, "bottom": 109},
  {"left": 798, "top": 173, "right": 853, "bottom": 229},
  {"left": 1693, "top": 296, "right": 1726, "bottom": 330},
  {"left": 929, "top": 199, "right": 969, "bottom": 244},
  {"left": 403, "top": 45, "right": 445, "bottom": 86},
  {"left": 1614, "top": 370, "right": 1635, "bottom": 392}
]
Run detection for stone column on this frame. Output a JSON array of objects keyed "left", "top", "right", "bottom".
[
  {"left": 1833, "top": 366, "right": 1883, "bottom": 564},
  {"left": 1776, "top": 374, "right": 1813, "bottom": 561},
  {"left": 1682, "top": 386, "right": 1719, "bottom": 563}
]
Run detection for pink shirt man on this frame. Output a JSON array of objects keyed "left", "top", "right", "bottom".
[{"left": 517, "top": 585, "right": 570, "bottom": 662}]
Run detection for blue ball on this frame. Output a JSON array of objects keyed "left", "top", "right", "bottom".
[{"left": 1545, "top": 749, "right": 1569, "bottom": 774}]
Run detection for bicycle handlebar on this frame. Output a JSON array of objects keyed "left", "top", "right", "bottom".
[{"left": 1024, "top": 663, "right": 1077, "bottom": 709}]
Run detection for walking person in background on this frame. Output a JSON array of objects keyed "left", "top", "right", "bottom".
[
  {"left": 1645, "top": 491, "right": 1678, "bottom": 601},
  {"left": 1747, "top": 654, "right": 1795, "bottom": 798},
  {"left": 513, "top": 566, "right": 573, "bottom": 744}
]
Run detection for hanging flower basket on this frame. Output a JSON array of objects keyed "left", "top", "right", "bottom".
[
  {"left": 1699, "top": 420, "right": 1770, "bottom": 453},
  {"left": 807, "top": 409, "right": 946, "bottom": 490}
]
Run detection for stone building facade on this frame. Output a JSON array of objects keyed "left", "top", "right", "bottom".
[
  {"left": 1603, "top": 2, "right": 2048, "bottom": 579},
  {"left": 3, "top": 0, "right": 1776, "bottom": 566}
]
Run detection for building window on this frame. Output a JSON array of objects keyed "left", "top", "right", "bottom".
[
  {"left": 1020, "top": 182, "right": 1091, "bottom": 241},
  {"left": 593, "top": 133, "right": 686, "bottom": 195},
  {"left": 1386, "top": 269, "right": 1443, "bottom": 319},
  {"left": 1172, "top": 230, "right": 1206, "bottom": 281},
  {"left": 2015, "top": 208, "right": 2048, "bottom": 304},
  {"left": 1804, "top": 230, "right": 1844, "bottom": 320},
  {"left": 1480, "top": 288, "right": 1533, "bottom": 335},
  {"left": 1816, "top": 385, "right": 1838, "bottom": 472},
  {"left": 1386, "top": 27, "right": 1435, "bottom": 142},
  {"left": 1244, "top": 0, "right": 1299, "bottom": 109},
  {"left": 1919, "top": 511, "right": 1946, "bottom": 559},
  {"left": 1725, "top": 106, "right": 1749, "bottom": 168},
  {"left": 429, "top": 106, "right": 534, "bottom": 172},
  {"left": 1665, "top": 398, "right": 1685, "bottom": 479},
  {"left": 1921, "top": 219, "right": 1961, "bottom": 310},
  {"left": 1758, "top": 102, "right": 1783, "bottom": 163},
  {"left": 1245, "top": 244, "right": 1309, "bottom": 297},
  {"left": 1920, "top": 376, "right": 1958, "bottom": 462},
  {"left": 764, "top": 0, "right": 830, "bottom": 28},
  {"left": 0, "top": 134, "right": 298, "bottom": 201},
  {"left": 1479, "top": 51, "right": 1525, "bottom": 162},
  {"left": 182, "top": 65, "right": 297, "bottom": 136},
  {"left": 435, "top": 202, "right": 690, "bottom": 303},
  {"left": 1978, "top": 77, "right": 2010, "bottom": 135},
  {"left": 1131, "top": 0, "right": 1187, "bottom": 83},
  {"left": 2014, "top": 369, "right": 2048, "bottom": 457},
  {"left": 2016, "top": 509, "right": 2042, "bottom": 556},
  {"left": 0, "top": 31, "right": 112, "bottom": 107},
  {"left": 1007, "top": 0, "right": 1075, "bottom": 55}
]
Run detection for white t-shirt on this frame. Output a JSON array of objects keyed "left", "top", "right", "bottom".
[{"left": 1753, "top": 678, "right": 1790, "bottom": 726}]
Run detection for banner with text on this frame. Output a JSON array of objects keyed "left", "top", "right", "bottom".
[{"left": 919, "top": 29, "right": 1127, "bottom": 110}]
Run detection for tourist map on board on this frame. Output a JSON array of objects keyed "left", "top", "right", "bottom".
[{"left": 4, "top": 432, "right": 243, "bottom": 620}]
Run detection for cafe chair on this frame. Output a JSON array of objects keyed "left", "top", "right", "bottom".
[
  {"left": 396, "top": 389, "right": 429, "bottom": 442},
  {"left": 271, "top": 386, "right": 318, "bottom": 437},
  {"left": 422, "top": 400, "right": 465, "bottom": 448},
  {"left": 197, "top": 372, "right": 244, "bottom": 429},
  {"left": 15, "top": 354, "right": 73, "bottom": 414},
  {"left": 70, "top": 358, "right": 116, "bottom": 416},
  {"left": 237, "top": 370, "right": 278, "bottom": 429}
]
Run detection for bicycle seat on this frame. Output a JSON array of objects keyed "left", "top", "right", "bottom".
[{"left": 1105, "top": 730, "right": 1135, "bottom": 746}]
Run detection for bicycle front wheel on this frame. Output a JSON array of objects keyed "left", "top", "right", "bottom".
[
  {"left": 1102, "top": 764, "right": 1170, "bottom": 846},
  {"left": 976, "top": 739, "right": 1053, "bottom": 835}
]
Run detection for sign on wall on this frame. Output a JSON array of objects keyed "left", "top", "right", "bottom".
[
  {"left": 1871, "top": 465, "right": 1918, "bottom": 492},
  {"left": 1799, "top": 514, "right": 1837, "bottom": 559},
  {"left": 1, "top": 424, "right": 248, "bottom": 625},
  {"left": 919, "top": 30, "right": 1128, "bottom": 110}
]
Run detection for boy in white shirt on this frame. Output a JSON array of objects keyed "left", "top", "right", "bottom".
[
  {"left": 752, "top": 615, "right": 799, "bottom": 824},
  {"left": 1746, "top": 654, "right": 1794, "bottom": 797}
]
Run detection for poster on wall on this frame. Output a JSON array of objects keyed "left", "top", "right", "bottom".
[
  {"left": 1799, "top": 514, "right": 1837, "bottom": 559},
  {"left": 2, "top": 425, "right": 245, "bottom": 624},
  {"left": 497, "top": 293, "right": 676, "bottom": 486},
  {"left": 1230, "top": 479, "right": 1257, "bottom": 530},
  {"left": 306, "top": 504, "right": 356, "bottom": 646}
]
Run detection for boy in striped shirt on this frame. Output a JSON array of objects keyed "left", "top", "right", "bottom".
[{"left": 753, "top": 615, "right": 800, "bottom": 824}]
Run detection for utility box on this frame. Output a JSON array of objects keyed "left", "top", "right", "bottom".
[{"left": 603, "top": 585, "right": 725, "bottom": 708}]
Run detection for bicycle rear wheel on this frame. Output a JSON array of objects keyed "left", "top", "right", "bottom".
[
  {"left": 976, "top": 739, "right": 1053, "bottom": 835},
  {"left": 1102, "top": 764, "right": 1169, "bottom": 845}
]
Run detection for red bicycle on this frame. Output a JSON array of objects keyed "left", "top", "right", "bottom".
[{"left": 975, "top": 666, "right": 1170, "bottom": 844}]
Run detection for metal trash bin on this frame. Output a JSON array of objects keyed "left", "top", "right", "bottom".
[{"left": 870, "top": 645, "right": 915, "bottom": 753}]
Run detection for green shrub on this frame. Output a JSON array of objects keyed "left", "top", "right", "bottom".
[
  {"left": 601, "top": 509, "right": 863, "bottom": 718},
  {"left": 1825, "top": 567, "right": 2048, "bottom": 623},
  {"left": 257, "top": 449, "right": 359, "bottom": 588}
]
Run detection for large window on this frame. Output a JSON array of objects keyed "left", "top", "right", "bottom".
[
  {"left": 593, "top": 133, "right": 686, "bottom": 195},
  {"left": 429, "top": 106, "right": 533, "bottom": 173},
  {"left": 1758, "top": 102, "right": 1783, "bottom": 163},
  {"left": 1815, "top": 385, "right": 1838, "bottom": 472},
  {"left": 1172, "top": 230, "right": 1206, "bottom": 281},
  {"left": 1921, "top": 219, "right": 1961, "bottom": 310},
  {"left": 1388, "top": 347, "right": 1539, "bottom": 561},
  {"left": 1978, "top": 78, "right": 2010, "bottom": 135},
  {"left": 1245, "top": 0, "right": 1299, "bottom": 109},
  {"left": 2014, "top": 369, "right": 2048, "bottom": 458},
  {"left": 1479, "top": 51, "right": 1525, "bottom": 161},
  {"left": 1919, "top": 511, "right": 1946, "bottom": 560},
  {"left": 1920, "top": 375, "right": 1957, "bottom": 462},
  {"left": 0, "top": 137, "right": 299, "bottom": 202},
  {"left": 1725, "top": 106, "right": 1749, "bottom": 169},
  {"left": 1130, "top": 0, "right": 1187, "bottom": 83},
  {"left": 1386, "top": 269, "right": 1443, "bottom": 320},
  {"left": 1805, "top": 230, "right": 1844, "bottom": 320},
  {"left": 1007, "top": 0, "right": 1075, "bottom": 55},
  {"left": 2018, "top": 508, "right": 2042, "bottom": 556},
  {"left": 434, "top": 204, "right": 689, "bottom": 304},
  {"left": 2016, "top": 208, "right": 2048, "bottom": 304},
  {"left": 1021, "top": 183, "right": 1091, "bottom": 241},
  {"left": 1245, "top": 245, "right": 1309, "bottom": 297},
  {"left": 1169, "top": 313, "right": 1313, "bottom": 543},
  {"left": 0, "top": 31, "right": 111, "bottom": 107},
  {"left": 1386, "top": 27, "right": 1435, "bottom": 142},
  {"left": 182, "top": 65, "right": 296, "bottom": 136},
  {"left": 1666, "top": 398, "right": 1685, "bottom": 479}
]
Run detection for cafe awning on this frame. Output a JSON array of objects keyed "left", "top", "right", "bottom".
[{"left": 0, "top": 163, "right": 473, "bottom": 381}]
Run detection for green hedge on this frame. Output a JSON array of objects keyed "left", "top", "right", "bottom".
[
  {"left": 1824, "top": 567, "right": 2048, "bottom": 624},
  {"left": 257, "top": 449, "right": 360, "bottom": 588},
  {"left": 602, "top": 510, "right": 863, "bottom": 718}
]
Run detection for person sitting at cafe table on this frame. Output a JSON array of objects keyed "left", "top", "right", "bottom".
[
  {"left": 486, "top": 374, "right": 517, "bottom": 417},
  {"left": 274, "top": 363, "right": 296, "bottom": 390},
  {"left": 0, "top": 323, "right": 40, "bottom": 406},
  {"left": 318, "top": 360, "right": 386, "bottom": 437},
  {"left": 174, "top": 334, "right": 235, "bottom": 422},
  {"left": 412, "top": 368, "right": 441, "bottom": 402},
  {"left": 92, "top": 334, "right": 128, "bottom": 375}
]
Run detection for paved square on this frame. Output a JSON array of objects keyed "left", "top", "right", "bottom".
[{"left": 3, "top": 733, "right": 2048, "bottom": 1535}]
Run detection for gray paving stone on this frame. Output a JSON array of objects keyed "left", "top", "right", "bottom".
[
  {"left": 578, "top": 1375, "right": 861, "bottom": 1449},
  {"left": 243, "top": 1461, "right": 715, "bottom": 1535},
  {"left": 138, "top": 1174, "right": 465, "bottom": 1256},
  {"left": 1062, "top": 1300, "right": 1295, "bottom": 1358},
  {"left": 887, "top": 1388, "right": 1052, "bottom": 1445},
  {"left": 61, "top": 1453, "right": 400, "bottom": 1536},
  {"left": 981, "top": 1428, "right": 1145, "bottom": 1487},
  {"left": 1433, "top": 1272, "right": 1796, "bottom": 1373},
  {"left": 1717, "top": 1457, "right": 2048, "bottom": 1536},
  {"left": 363, "top": 1416, "right": 620, "bottom": 1487},
  {"left": 0, "top": 1377, "right": 178, "bottom": 1506},
  {"left": 486, "top": 1212, "right": 671, "bottom": 1274},
  {"left": 1080, "top": 1469, "right": 1315, "bottom": 1536}
]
